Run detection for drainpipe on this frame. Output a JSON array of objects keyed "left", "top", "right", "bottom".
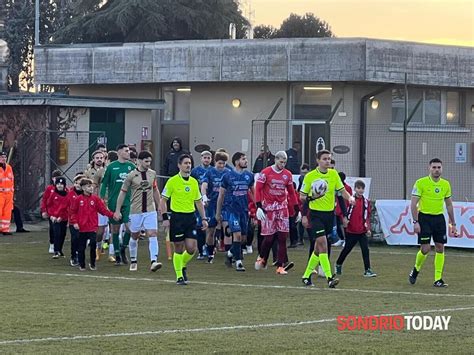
[{"left": 359, "top": 85, "right": 394, "bottom": 177}]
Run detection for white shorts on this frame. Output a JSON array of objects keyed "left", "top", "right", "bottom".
[
  {"left": 129, "top": 211, "right": 158, "bottom": 233},
  {"left": 98, "top": 213, "right": 109, "bottom": 227}
]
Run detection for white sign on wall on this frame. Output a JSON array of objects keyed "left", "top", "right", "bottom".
[{"left": 455, "top": 143, "right": 467, "bottom": 163}]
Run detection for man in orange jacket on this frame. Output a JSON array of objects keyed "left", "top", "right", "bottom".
[{"left": 0, "top": 150, "right": 14, "bottom": 235}]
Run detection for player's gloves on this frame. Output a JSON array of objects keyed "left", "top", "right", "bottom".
[
  {"left": 256, "top": 202, "right": 266, "bottom": 221},
  {"left": 296, "top": 211, "right": 302, "bottom": 223}
]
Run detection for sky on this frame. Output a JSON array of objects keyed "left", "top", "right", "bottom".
[{"left": 248, "top": 0, "right": 473, "bottom": 47}]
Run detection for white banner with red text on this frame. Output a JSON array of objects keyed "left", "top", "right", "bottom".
[{"left": 376, "top": 200, "right": 474, "bottom": 249}]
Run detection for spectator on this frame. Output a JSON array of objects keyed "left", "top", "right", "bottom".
[
  {"left": 13, "top": 205, "right": 29, "bottom": 233},
  {"left": 162, "top": 137, "right": 192, "bottom": 177},
  {"left": 285, "top": 141, "right": 301, "bottom": 174},
  {"left": 297, "top": 163, "right": 310, "bottom": 192},
  {"left": 252, "top": 145, "right": 275, "bottom": 173}
]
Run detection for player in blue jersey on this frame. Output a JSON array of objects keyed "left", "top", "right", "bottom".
[
  {"left": 201, "top": 151, "right": 230, "bottom": 263},
  {"left": 216, "top": 152, "right": 255, "bottom": 272},
  {"left": 191, "top": 151, "right": 212, "bottom": 259}
]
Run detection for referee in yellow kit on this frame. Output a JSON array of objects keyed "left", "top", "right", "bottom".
[
  {"left": 160, "top": 154, "right": 208, "bottom": 285},
  {"left": 409, "top": 158, "right": 457, "bottom": 287}
]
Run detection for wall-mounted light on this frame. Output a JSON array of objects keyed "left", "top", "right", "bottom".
[
  {"left": 471, "top": 105, "right": 474, "bottom": 113},
  {"left": 176, "top": 87, "right": 191, "bottom": 92},
  {"left": 232, "top": 98, "right": 241, "bottom": 108},
  {"left": 303, "top": 86, "right": 332, "bottom": 91},
  {"left": 446, "top": 112, "right": 455, "bottom": 121},
  {"left": 370, "top": 98, "right": 379, "bottom": 110}
]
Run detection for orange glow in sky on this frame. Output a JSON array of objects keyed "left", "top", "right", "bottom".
[{"left": 249, "top": 0, "right": 473, "bottom": 47}]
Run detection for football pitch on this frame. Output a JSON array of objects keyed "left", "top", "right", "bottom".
[{"left": 0, "top": 232, "right": 473, "bottom": 354}]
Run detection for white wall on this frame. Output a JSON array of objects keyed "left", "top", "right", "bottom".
[
  {"left": 125, "top": 109, "right": 151, "bottom": 148},
  {"left": 189, "top": 83, "right": 288, "bottom": 163}
]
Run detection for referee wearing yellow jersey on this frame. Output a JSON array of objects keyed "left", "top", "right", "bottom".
[
  {"left": 409, "top": 158, "right": 457, "bottom": 288},
  {"left": 300, "top": 150, "right": 355, "bottom": 288},
  {"left": 160, "top": 154, "right": 208, "bottom": 285}
]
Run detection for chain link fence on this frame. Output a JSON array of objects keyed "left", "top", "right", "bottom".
[
  {"left": 251, "top": 120, "right": 473, "bottom": 201},
  {"left": 16, "top": 130, "right": 105, "bottom": 216}
]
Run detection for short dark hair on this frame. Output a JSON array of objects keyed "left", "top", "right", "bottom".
[
  {"left": 178, "top": 153, "right": 192, "bottom": 164},
  {"left": 330, "top": 159, "right": 336, "bottom": 165},
  {"left": 96, "top": 143, "right": 106, "bottom": 150},
  {"left": 355, "top": 180, "right": 365, "bottom": 189},
  {"left": 138, "top": 150, "right": 153, "bottom": 160},
  {"left": 116, "top": 144, "right": 128, "bottom": 151},
  {"left": 80, "top": 178, "right": 93, "bottom": 186},
  {"left": 300, "top": 163, "right": 310, "bottom": 171},
  {"left": 214, "top": 152, "right": 228, "bottom": 162},
  {"left": 130, "top": 151, "right": 137, "bottom": 160},
  {"left": 339, "top": 171, "right": 346, "bottom": 183},
  {"left": 317, "top": 150, "right": 331, "bottom": 160},
  {"left": 108, "top": 151, "right": 118, "bottom": 162},
  {"left": 232, "top": 152, "right": 246, "bottom": 166},
  {"left": 429, "top": 158, "right": 442, "bottom": 165}
]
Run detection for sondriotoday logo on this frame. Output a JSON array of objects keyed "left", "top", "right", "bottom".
[{"left": 337, "top": 315, "right": 451, "bottom": 331}]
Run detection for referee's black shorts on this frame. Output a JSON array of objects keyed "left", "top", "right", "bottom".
[
  {"left": 170, "top": 211, "right": 197, "bottom": 242},
  {"left": 417, "top": 212, "right": 447, "bottom": 245},
  {"left": 309, "top": 210, "right": 334, "bottom": 239}
]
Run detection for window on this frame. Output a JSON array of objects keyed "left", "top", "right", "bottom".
[
  {"left": 292, "top": 84, "right": 332, "bottom": 120},
  {"left": 162, "top": 86, "right": 191, "bottom": 121},
  {"left": 392, "top": 88, "right": 461, "bottom": 126}
]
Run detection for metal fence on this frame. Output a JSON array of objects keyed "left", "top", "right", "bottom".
[
  {"left": 16, "top": 130, "right": 105, "bottom": 215},
  {"left": 251, "top": 119, "right": 473, "bottom": 201}
]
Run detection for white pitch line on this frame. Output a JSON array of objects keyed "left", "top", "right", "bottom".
[
  {"left": 1, "top": 269, "right": 473, "bottom": 299},
  {"left": 369, "top": 250, "right": 474, "bottom": 258},
  {"left": 0, "top": 306, "right": 473, "bottom": 346}
]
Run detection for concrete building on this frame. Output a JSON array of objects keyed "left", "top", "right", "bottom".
[{"left": 34, "top": 38, "right": 474, "bottom": 200}]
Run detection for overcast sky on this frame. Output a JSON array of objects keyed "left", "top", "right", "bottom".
[{"left": 249, "top": 0, "right": 473, "bottom": 46}]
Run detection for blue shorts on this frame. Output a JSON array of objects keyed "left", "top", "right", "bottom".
[
  {"left": 228, "top": 212, "right": 249, "bottom": 235},
  {"left": 206, "top": 204, "right": 218, "bottom": 228}
]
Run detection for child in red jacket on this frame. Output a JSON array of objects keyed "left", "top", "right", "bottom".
[
  {"left": 335, "top": 180, "right": 376, "bottom": 277},
  {"left": 70, "top": 178, "right": 117, "bottom": 271},
  {"left": 46, "top": 176, "right": 69, "bottom": 258},
  {"left": 40, "top": 169, "right": 63, "bottom": 254},
  {"left": 67, "top": 174, "right": 84, "bottom": 266}
]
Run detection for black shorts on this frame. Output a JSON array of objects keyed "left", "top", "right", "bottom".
[
  {"left": 170, "top": 212, "right": 197, "bottom": 242},
  {"left": 309, "top": 210, "right": 334, "bottom": 239},
  {"left": 418, "top": 212, "right": 447, "bottom": 245}
]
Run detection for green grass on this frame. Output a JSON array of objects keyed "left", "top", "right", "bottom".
[{"left": 0, "top": 232, "right": 473, "bottom": 354}]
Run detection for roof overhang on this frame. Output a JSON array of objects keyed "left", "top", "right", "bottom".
[{"left": 0, "top": 93, "right": 164, "bottom": 110}]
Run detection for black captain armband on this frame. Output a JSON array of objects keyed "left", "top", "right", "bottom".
[{"left": 162, "top": 213, "right": 169, "bottom": 221}]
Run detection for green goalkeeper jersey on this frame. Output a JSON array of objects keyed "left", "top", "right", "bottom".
[{"left": 99, "top": 160, "right": 135, "bottom": 208}]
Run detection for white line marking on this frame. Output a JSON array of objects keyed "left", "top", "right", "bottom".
[
  {"left": 369, "top": 250, "right": 474, "bottom": 258},
  {"left": 0, "top": 306, "right": 473, "bottom": 345},
  {"left": 1, "top": 269, "right": 473, "bottom": 298}
]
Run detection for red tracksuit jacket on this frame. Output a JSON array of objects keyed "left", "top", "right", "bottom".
[
  {"left": 46, "top": 189, "right": 70, "bottom": 221},
  {"left": 346, "top": 195, "right": 371, "bottom": 234},
  {"left": 69, "top": 194, "right": 114, "bottom": 233},
  {"left": 40, "top": 184, "right": 55, "bottom": 214},
  {"left": 67, "top": 188, "right": 82, "bottom": 223}
]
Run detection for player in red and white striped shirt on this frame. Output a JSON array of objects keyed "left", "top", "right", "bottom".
[{"left": 254, "top": 151, "right": 298, "bottom": 275}]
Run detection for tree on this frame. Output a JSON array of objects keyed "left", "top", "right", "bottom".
[
  {"left": 54, "top": 0, "right": 249, "bottom": 43},
  {"left": 276, "top": 13, "right": 333, "bottom": 38},
  {"left": 253, "top": 25, "right": 277, "bottom": 39},
  {"left": 253, "top": 12, "right": 334, "bottom": 40},
  {"left": 2, "top": 0, "right": 59, "bottom": 92}
]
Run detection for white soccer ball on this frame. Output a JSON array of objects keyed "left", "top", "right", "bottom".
[{"left": 311, "top": 179, "right": 328, "bottom": 196}]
